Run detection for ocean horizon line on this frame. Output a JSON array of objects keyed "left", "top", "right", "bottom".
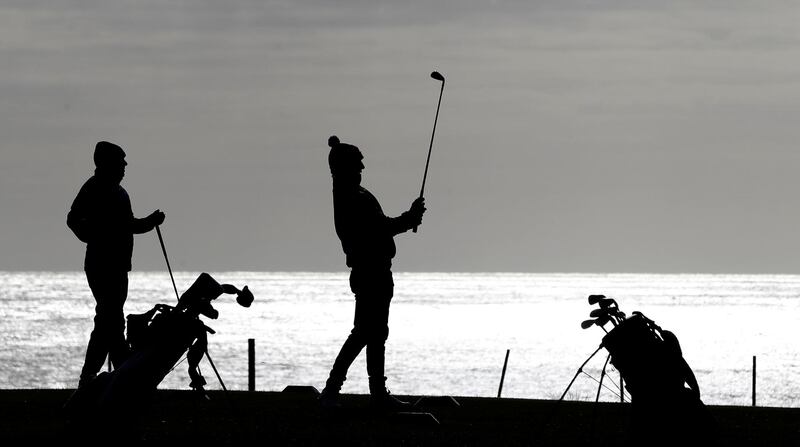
[{"left": 4, "top": 270, "right": 800, "bottom": 277}]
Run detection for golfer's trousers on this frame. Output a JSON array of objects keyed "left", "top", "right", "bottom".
[
  {"left": 326, "top": 269, "right": 394, "bottom": 392},
  {"left": 80, "top": 270, "right": 130, "bottom": 382}
]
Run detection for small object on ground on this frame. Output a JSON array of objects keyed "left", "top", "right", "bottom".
[{"left": 282, "top": 385, "right": 320, "bottom": 397}]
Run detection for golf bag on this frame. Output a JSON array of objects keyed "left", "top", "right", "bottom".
[
  {"left": 600, "top": 310, "right": 715, "bottom": 444},
  {"left": 64, "top": 272, "right": 253, "bottom": 431}
]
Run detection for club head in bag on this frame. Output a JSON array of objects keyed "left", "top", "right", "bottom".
[
  {"left": 598, "top": 298, "right": 618, "bottom": 309},
  {"left": 581, "top": 319, "right": 596, "bottom": 330},
  {"left": 589, "top": 308, "right": 608, "bottom": 318},
  {"left": 596, "top": 314, "right": 614, "bottom": 327},
  {"left": 588, "top": 295, "right": 605, "bottom": 305}
]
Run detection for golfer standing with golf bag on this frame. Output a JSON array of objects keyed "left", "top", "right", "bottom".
[
  {"left": 319, "top": 135, "right": 426, "bottom": 410},
  {"left": 67, "top": 141, "right": 165, "bottom": 389}
]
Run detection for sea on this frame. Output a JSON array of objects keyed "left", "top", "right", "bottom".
[{"left": 1, "top": 271, "right": 799, "bottom": 408}]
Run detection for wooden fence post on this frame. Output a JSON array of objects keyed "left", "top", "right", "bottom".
[{"left": 248, "top": 338, "right": 255, "bottom": 392}]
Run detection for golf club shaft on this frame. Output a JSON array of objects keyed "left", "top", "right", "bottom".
[
  {"left": 156, "top": 225, "right": 180, "bottom": 302},
  {"left": 414, "top": 80, "right": 445, "bottom": 233}
]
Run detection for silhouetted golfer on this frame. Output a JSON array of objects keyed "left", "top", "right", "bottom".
[
  {"left": 67, "top": 141, "right": 165, "bottom": 389},
  {"left": 319, "top": 135, "right": 426, "bottom": 410}
]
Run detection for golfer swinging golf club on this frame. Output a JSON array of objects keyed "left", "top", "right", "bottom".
[{"left": 319, "top": 135, "right": 426, "bottom": 410}]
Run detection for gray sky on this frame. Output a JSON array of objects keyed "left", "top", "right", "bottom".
[{"left": 3, "top": 1, "right": 800, "bottom": 273}]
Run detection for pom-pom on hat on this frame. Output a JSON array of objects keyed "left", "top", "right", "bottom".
[
  {"left": 327, "top": 135, "right": 363, "bottom": 174},
  {"left": 94, "top": 141, "right": 127, "bottom": 167}
]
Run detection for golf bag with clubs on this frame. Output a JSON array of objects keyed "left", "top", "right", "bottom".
[
  {"left": 64, "top": 272, "right": 253, "bottom": 435},
  {"left": 571, "top": 295, "right": 715, "bottom": 445}
]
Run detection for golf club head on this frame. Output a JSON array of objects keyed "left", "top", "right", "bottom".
[
  {"left": 589, "top": 308, "right": 607, "bottom": 318},
  {"left": 588, "top": 294, "right": 605, "bottom": 305},
  {"left": 595, "top": 315, "right": 611, "bottom": 327},
  {"left": 580, "top": 319, "right": 595, "bottom": 330},
  {"left": 431, "top": 71, "right": 445, "bottom": 82},
  {"left": 598, "top": 298, "right": 618, "bottom": 309}
]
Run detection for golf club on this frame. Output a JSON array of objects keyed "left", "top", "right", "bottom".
[
  {"left": 595, "top": 314, "right": 615, "bottom": 328},
  {"left": 590, "top": 308, "right": 615, "bottom": 325},
  {"left": 581, "top": 318, "right": 609, "bottom": 334},
  {"left": 589, "top": 309, "right": 607, "bottom": 318},
  {"left": 155, "top": 225, "right": 180, "bottom": 302},
  {"left": 588, "top": 295, "right": 605, "bottom": 305},
  {"left": 413, "top": 70, "right": 445, "bottom": 233},
  {"left": 598, "top": 298, "right": 618, "bottom": 309}
]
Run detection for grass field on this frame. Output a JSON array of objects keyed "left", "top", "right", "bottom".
[{"left": 1, "top": 388, "right": 798, "bottom": 446}]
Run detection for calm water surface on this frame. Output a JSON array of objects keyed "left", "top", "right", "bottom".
[{"left": 0, "top": 271, "right": 798, "bottom": 407}]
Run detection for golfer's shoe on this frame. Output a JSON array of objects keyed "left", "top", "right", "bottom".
[{"left": 318, "top": 389, "right": 342, "bottom": 409}]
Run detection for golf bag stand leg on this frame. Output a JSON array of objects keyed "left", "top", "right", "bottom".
[
  {"left": 588, "top": 353, "right": 612, "bottom": 443},
  {"left": 559, "top": 345, "right": 604, "bottom": 401},
  {"left": 595, "top": 353, "right": 611, "bottom": 403},
  {"left": 204, "top": 349, "right": 228, "bottom": 392}
]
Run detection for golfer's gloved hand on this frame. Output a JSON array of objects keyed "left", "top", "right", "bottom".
[
  {"left": 148, "top": 209, "right": 166, "bottom": 227},
  {"left": 411, "top": 197, "right": 426, "bottom": 214},
  {"left": 407, "top": 197, "right": 426, "bottom": 226}
]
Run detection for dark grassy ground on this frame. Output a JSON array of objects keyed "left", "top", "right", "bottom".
[{"left": 1, "top": 388, "right": 798, "bottom": 446}]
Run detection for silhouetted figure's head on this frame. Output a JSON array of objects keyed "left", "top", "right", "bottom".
[
  {"left": 94, "top": 141, "right": 127, "bottom": 184},
  {"left": 328, "top": 135, "right": 364, "bottom": 186}
]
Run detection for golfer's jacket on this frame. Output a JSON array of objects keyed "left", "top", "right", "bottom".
[
  {"left": 333, "top": 184, "right": 416, "bottom": 271},
  {"left": 68, "top": 173, "right": 155, "bottom": 272}
]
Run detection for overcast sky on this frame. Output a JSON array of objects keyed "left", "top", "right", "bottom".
[{"left": 3, "top": 1, "right": 800, "bottom": 273}]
